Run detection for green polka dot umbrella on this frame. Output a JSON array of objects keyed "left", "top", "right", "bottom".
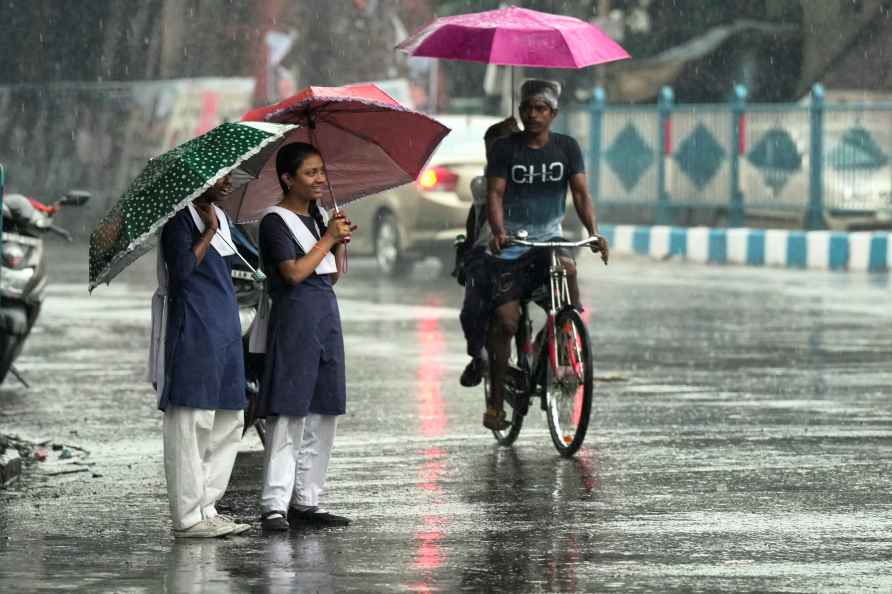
[{"left": 88, "top": 121, "right": 297, "bottom": 291}]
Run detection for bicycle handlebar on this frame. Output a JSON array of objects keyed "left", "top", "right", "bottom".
[{"left": 505, "top": 234, "right": 603, "bottom": 250}]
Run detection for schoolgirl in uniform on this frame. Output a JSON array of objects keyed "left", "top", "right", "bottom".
[
  {"left": 152, "top": 175, "right": 250, "bottom": 538},
  {"left": 252, "top": 142, "right": 355, "bottom": 531}
]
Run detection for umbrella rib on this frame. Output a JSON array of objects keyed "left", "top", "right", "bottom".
[{"left": 554, "top": 27, "right": 581, "bottom": 68}]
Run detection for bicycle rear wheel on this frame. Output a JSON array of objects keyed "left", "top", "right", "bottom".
[{"left": 545, "top": 308, "right": 594, "bottom": 457}]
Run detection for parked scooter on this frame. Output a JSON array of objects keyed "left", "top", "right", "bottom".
[{"left": 0, "top": 190, "right": 91, "bottom": 385}]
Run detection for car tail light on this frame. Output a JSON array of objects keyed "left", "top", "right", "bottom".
[{"left": 417, "top": 166, "right": 459, "bottom": 192}]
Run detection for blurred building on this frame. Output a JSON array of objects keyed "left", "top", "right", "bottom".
[
  {"left": 594, "top": 0, "right": 891, "bottom": 103},
  {"left": 0, "top": 0, "right": 417, "bottom": 104}
]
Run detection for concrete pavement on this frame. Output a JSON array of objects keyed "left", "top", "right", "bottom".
[{"left": 1, "top": 242, "right": 890, "bottom": 593}]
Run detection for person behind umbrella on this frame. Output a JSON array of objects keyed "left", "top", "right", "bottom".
[
  {"left": 152, "top": 175, "right": 250, "bottom": 538},
  {"left": 458, "top": 116, "right": 519, "bottom": 388},
  {"left": 484, "top": 80, "right": 610, "bottom": 431},
  {"left": 252, "top": 142, "right": 355, "bottom": 531}
]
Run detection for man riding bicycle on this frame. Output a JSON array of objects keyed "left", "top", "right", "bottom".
[{"left": 482, "top": 79, "right": 609, "bottom": 431}]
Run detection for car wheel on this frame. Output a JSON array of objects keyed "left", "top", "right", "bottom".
[{"left": 375, "top": 212, "right": 413, "bottom": 277}]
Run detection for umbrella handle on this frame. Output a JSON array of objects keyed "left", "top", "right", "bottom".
[
  {"left": 214, "top": 232, "right": 267, "bottom": 282},
  {"left": 511, "top": 66, "right": 515, "bottom": 118},
  {"left": 308, "top": 127, "right": 348, "bottom": 274},
  {"left": 338, "top": 243, "right": 348, "bottom": 275}
]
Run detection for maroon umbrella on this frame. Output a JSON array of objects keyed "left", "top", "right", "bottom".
[{"left": 230, "top": 83, "right": 450, "bottom": 222}]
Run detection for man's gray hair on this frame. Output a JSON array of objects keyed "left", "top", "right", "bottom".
[{"left": 520, "top": 79, "right": 562, "bottom": 110}]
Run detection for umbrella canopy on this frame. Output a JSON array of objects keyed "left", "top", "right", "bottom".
[
  {"left": 88, "top": 121, "right": 297, "bottom": 291},
  {"left": 229, "top": 83, "right": 450, "bottom": 222},
  {"left": 395, "top": 5, "right": 630, "bottom": 69}
]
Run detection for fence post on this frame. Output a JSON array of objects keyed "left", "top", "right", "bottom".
[
  {"left": 806, "top": 84, "right": 826, "bottom": 230},
  {"left": 729, "top": 84, "right": 748, "bottom": 227},
  {"left": 589, "top": 86, "right": 605, "bottom": 209},
  {"left": 657, "top": 86, "right": 674, "bottom": 225}
]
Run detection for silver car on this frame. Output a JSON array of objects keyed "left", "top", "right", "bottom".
[{"left": 344, "top": 114, "right": 499, "bottom": 275}]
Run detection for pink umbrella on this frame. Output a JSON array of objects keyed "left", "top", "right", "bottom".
[{"left": 396, "top": 5, "right": 630, "bottom": 69}]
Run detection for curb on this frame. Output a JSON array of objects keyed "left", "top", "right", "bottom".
[{"left": 600, "top": 225, "right": 892, "bottom": 272}]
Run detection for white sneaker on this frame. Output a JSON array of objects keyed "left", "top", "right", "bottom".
[
  {"left": 213, "top": 514, "right": 251, "bottom": 535},
  {"left": 173, "top": 518, "right": 234, "bottom": 539}
]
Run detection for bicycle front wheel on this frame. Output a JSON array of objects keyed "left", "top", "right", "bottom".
[{"left": 545, "top": 308, "right": 594, "bottom": 457}]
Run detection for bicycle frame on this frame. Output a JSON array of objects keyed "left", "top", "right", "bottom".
[
  {"left": 489, "top": 233, "right": 601, "bottom": 453},
  {"left": 508, "top": 234, "right": 600, "bottom": 398},
  {"left": 545, "top": 247, "right": 571, "bottom": 377}
]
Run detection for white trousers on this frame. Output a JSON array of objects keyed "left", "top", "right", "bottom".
[
  {"left": 163, "top": 406, "right": 244, "bottom": 531},
  {"left": 261, "top": 414, "right": 337, "bottom": 514}
]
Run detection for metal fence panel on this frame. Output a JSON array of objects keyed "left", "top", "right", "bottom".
[
  {"left": 562, "top": 87, "right": 892, "bottom": 229},
  {"left": 667, "top": 105, "right": 732, "bottom": 208},
  {"left": 598, "top": 108, "right": 660, "bottom": 204},
  {"left": 822, "top": 107, "right": 892, "bottom": 212},
  {"left": 740, "top": 106, "right": 811, "bottom": 213}
]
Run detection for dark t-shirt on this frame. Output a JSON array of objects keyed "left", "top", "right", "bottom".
[
  {"left": 485, "top": 132, "right": 584, "bottom": 258},
  {"left": 259, "top": 212, "right": 331, "bottom": 294}
]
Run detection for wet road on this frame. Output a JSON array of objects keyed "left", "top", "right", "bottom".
[{"left": 1, "top": 241, "right": 891, "bottom": 593}]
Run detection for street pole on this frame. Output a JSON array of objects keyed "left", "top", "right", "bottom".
[
  {"left": 657, "top": 86, "right": 674, "bottom": 225},
  {"left": 729, "top": 84, "right": 748, "bottom": 227},
  {"left": 807, "top": 84, "right": 826, "bottom": 230},
  {"left": 595, "top": 0, "right": 612, "bottom": 90}
]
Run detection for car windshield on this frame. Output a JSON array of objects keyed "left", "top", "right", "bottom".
[{"left": 432, "top": 116, "right": 500, "bottom": 162}]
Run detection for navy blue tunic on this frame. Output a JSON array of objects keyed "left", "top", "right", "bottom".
[
  {"left": 256, "top": 212, "right": 346, "bottom": 418},
  {"left": 159, "top": 209, "right": 246, "bottom": 411}
]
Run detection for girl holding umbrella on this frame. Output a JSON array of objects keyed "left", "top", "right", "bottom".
[
  {"left": 231, "top": 83, "right": 447, "bottom": 530},
  {"left": 254, "top": 142, "right": 356, "bottom": 531},
  {"left": 158, "top": 175, "right": 252, "bottom": 538}
]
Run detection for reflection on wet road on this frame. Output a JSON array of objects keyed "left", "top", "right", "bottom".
[{"left": 1, "top": 243, "right": 891, "bottom": 593}]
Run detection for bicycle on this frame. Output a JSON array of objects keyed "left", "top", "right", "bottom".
[{"left": 484, "top": 233, "right": 599, "bottom": 458}]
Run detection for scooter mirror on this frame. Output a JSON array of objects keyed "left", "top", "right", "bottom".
[{"left": 61, "top": 191, "right": 91, "bottom": 207}]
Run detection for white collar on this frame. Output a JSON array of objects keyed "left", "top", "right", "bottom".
[{"left": 262, "top": 205, "right": 337, "bottom": 275}]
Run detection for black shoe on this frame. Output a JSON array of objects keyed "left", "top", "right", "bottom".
[
  {"left": 460, "top": 357, "right": 486, "bottom": 387},
  {"left": 261, "top": 511, "right": 289, "bottom": 532},
  {"left": 288, "top": 507, "right": 351, "bottom": 527}
]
